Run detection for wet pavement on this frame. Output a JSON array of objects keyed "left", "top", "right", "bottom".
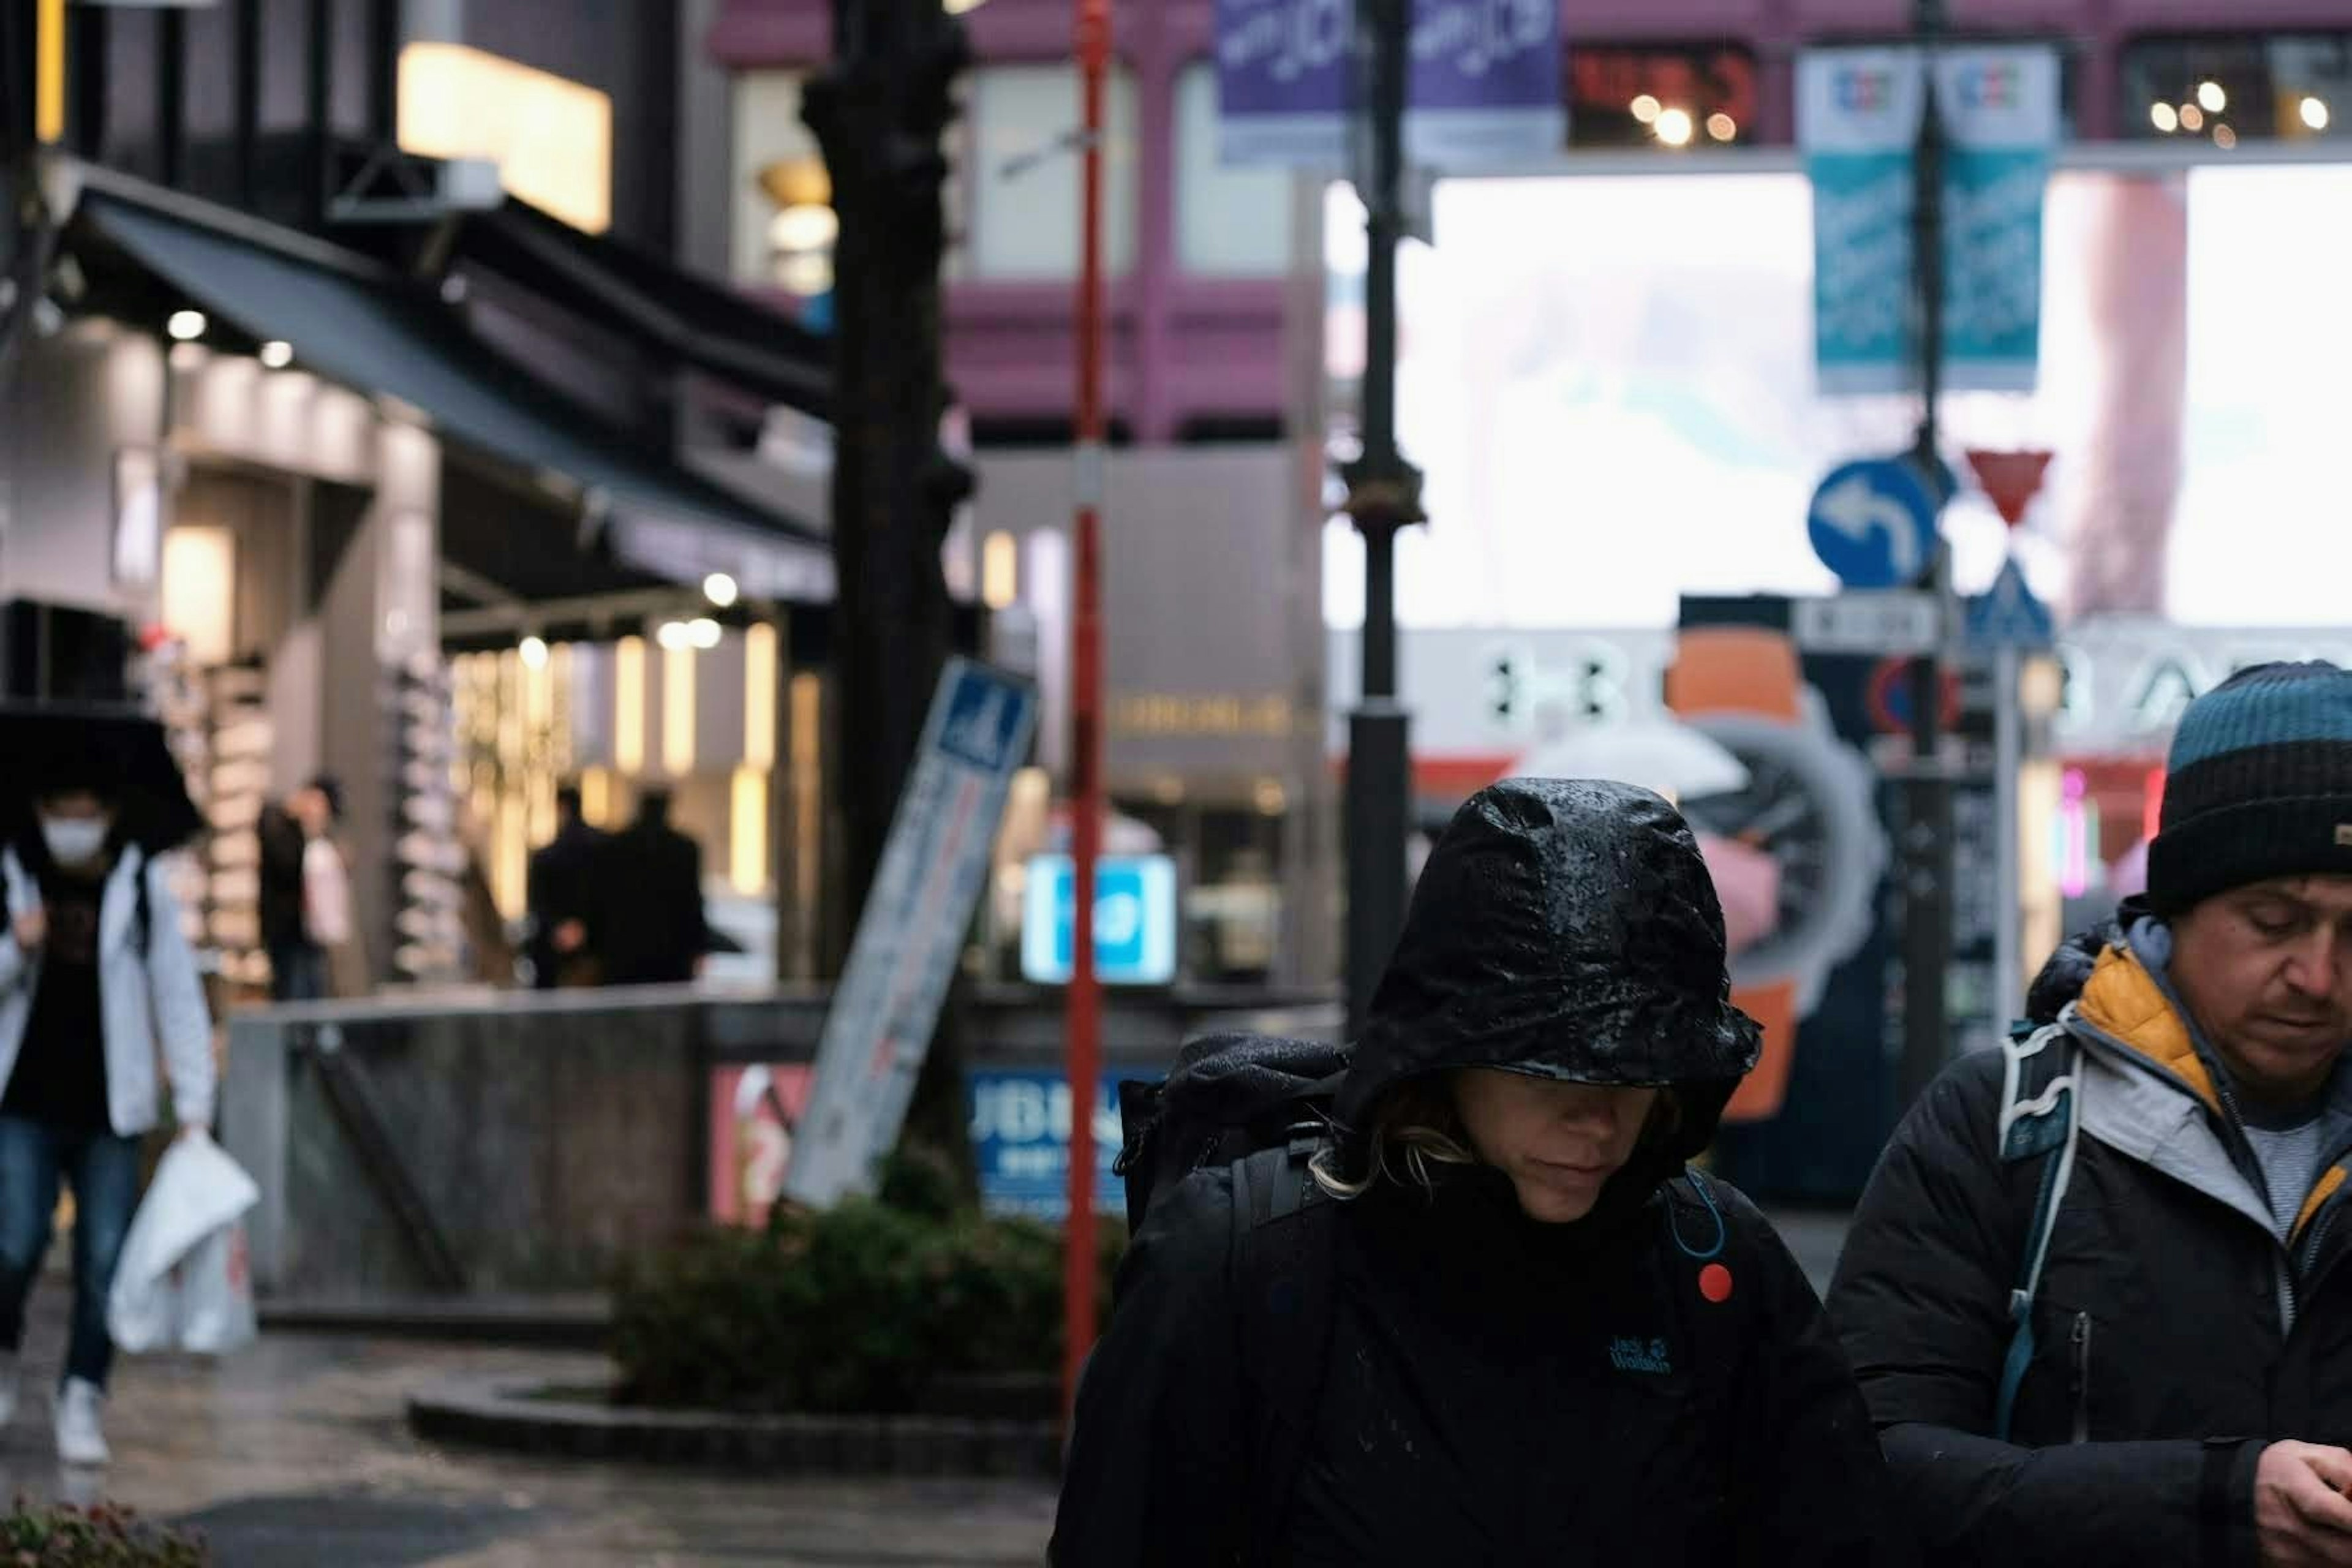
[
  {"left": 2, "top": 1287, "right": 1057, "bottom": 1567},
  {"left": 0, "top": 1207, "right": 1852, "bottom": 1564}
]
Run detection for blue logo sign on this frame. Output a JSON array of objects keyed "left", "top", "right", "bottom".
[
  {"left": 1022, "top": 854, "right": 1179, "bottom": 987},
  {"left": 1965, "top": 556, "right": 2054, "bottom": 650},
  {"left": 1216, "top": 0, "right": 1563, "bottom": 170},
  {"left": 1809, "top": 459, "right": 1940, "bottom": 590},
  {"left": 1403, "top": 0, "right": 1566, "bottom": 168},
  {"left": 968, "top": 1069, "right": 1124, "bottom": 1222}
]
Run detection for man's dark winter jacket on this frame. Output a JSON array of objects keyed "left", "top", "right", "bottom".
[
  {"left": 1052, "top": 780, "right": 1910, "bottom": 1566},
  {"left": 1828, "top": 919, "right": 2352, "bottom": 1568}
]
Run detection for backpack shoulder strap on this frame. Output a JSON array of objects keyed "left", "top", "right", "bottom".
[
  {"left": 1993, "top": 1020, "right": 2084, "bottom": 1442},
  {"left": 1231, "top": 1134, "right": 1340, "bottom": 1567}
]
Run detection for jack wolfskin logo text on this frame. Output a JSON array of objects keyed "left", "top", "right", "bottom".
[{"left": 1610, "top": 1336, "right": 1673, "bottom": 1374}]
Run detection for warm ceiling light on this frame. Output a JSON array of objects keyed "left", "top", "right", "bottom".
[
  {"left": 2179, "top": 103, "right": 2205, "bottom": 133},
  {"left": 1654, "top": 108, "right": 1695, "bottom": 148},
  {"left": 756, "top": 157, "right": 832, "bottom": 212},
  {"left": 2196, "top": 80, "right": 2226, "bottom": 114},
  {"left": 656, "top": 620, "right": 691, "bottom": 651},
  {"left": 688, "top": 617, "right": 724, "bottom": 650},
  {"left": 2150, "top": 102, "right": 2179, "bottom": 134},
  {"left": 703, "top": 572, "right": 739, "bottom": 608},
  {"left": 1706, "top": 112, "right": 1738, "bottom": 143},
  {"left": 1630, "top": 94, "right": 1661, "bottom": 126},
  {"left": 2214, "top": 124, "right": 2238, "bottom": 149},
  {"left": 519, "top": 636, "right": 549, "bottom": 669},
  {"left": 768, "top": 204, "right": 840, "bottom": 254},
  {"left": 258, "top": 339, "right": 293, "bottom": 368},
  {"left": 166, "top": 310, "right": 206, "bottom": 341},
  {"left": 2303, "top": 96, "right": 2332, "bottom": 132}
]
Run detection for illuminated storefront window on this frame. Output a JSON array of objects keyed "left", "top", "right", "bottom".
[
  {"left": 1564, "top": 44, "right": 1758, "bottom": 150},
  {"left": 2124, "top": 32, "right": 2352, "bottom": 145}
]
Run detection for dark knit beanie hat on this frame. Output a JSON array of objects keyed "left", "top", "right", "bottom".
[{"left": 2146, "top": 660, "right": 2352, "bottom": 915}]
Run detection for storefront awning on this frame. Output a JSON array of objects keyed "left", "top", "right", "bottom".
[
  {"left": 442, "top": 198, "right": 831, "bottom": 421},
  {"left": 65, "top": 172, "right": 834, "bottom": 604}
]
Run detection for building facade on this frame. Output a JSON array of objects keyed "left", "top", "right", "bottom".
[{"left": 0, "top": 0, "right": 833, "bottom": 992}]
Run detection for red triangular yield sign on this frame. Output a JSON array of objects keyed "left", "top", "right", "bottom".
[{"left": 1966, "top": 449, "right": 2054, "bottom": 529}]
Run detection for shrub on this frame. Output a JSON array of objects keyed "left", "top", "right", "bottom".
[
  {"left": 612, "top": 1199, "right": 1125, "bottom": 1415},
  {"left": 0, "top": 1500, "right": 208, "bottom": 1567}
]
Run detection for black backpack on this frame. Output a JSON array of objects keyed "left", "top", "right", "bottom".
[
  {"left": 1113, "top": 1031, "right": 1349, "bottom": 1234},
  {"left": 1110, "top": 1033, "right": 1349, "bottom": 1562}
]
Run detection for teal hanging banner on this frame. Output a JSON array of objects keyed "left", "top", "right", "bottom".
[
  {"left": 1934, "top": 47, "right": 2062, "bottom": 391},
  {"left": 1799, "top": 45, "right": 2061, "bottom": 397}
]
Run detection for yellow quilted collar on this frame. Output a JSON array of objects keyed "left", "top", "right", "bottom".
[{"left": 2075, "top": 945, "right": 2223, "bottom": 1117}]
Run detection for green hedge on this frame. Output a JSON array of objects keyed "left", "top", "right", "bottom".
[
  {"left": 0, "top": 1501, "right": 208, "bottom": 1566},
  {"left": 612, "top": 1169, "right": 1126, "bottom": 1415}
]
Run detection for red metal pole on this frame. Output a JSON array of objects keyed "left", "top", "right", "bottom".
[{"left": 1062, "top": 0, "right": 1110, "bottom": 1422}]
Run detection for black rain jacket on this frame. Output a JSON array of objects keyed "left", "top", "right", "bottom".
[
  {"left": 1828, "top": 911, "right": 2352, "bottom": 1568},
  {"left": 1052, "top": 778, "right": 1912, "bottom": 1567}
]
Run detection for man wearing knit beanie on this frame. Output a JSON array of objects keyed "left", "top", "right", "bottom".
[{"left": 1830, "top": 660, "right": 2352, "bottom": 1567}]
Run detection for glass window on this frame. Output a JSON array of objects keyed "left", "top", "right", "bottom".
[
  {"left": 1175, "top": 62, "right": 1296, "bottom": 277},
  {"left": 957, "top": 64, "right": 1139, "bottom": 281},
  {"left": 2122, "top": 33, "right": 2352, "bottom": 144},
  {"left": 1564, "top": 43, "right": 1760, "bottom": 150},
  {"left": 732, "top": 70, "right": 828, "bottom": 290}
]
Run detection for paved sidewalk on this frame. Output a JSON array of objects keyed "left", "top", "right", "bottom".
[
  {"left": 1, "top": 1292, "right": 1056, "bottom": 1567},
  {"left": 0, "top": 1208, "right": 1853, "bottom": 1565}
]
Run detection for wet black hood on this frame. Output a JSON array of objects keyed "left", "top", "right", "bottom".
[{"left": 1334, "top": 778, "right": 1761, "bottom": 1168}]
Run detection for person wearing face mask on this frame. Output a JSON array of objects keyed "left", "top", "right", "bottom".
[
  {"left": 1052, "top": 778, "right": 1909, "bottom": 1566},
  {"left": 0, "top": 763, "right": 215, "bottom": 1468}
]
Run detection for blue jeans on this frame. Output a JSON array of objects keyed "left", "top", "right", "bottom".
[
  {"left": 270, "top": 941, "right": 327, "bottom": 1003},
  {"left": 0, "top": 1117, "right": 143, "bottom": 1390}
]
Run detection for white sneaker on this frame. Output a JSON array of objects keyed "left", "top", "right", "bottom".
[
  {"left": 0, "top": 1355, "right": 17, "bottom": 1427},
  {"left": 55, "top": 1378, "right": 108, "bottom": 1467}
]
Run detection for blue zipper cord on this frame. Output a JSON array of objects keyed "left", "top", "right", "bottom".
[{"left": 1669, "top": 1167, "right": 1728, "bottom": 1262}]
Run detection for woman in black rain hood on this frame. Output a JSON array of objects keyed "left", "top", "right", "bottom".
[{"left": 1053, "top": 778, "right": 1912, "bottom": 1567}]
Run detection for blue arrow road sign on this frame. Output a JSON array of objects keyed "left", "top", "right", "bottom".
[
  {"left": 1965, "top": 556, "right": 2055, "bottom": 650},
  {"left": 1808, "top": 459, "right": 1940, "bottom": 590}
]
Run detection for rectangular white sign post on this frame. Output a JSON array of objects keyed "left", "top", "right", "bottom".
[
  {"left": 1793, "top": 590, "right": 1944, "bottom": 658},
  {"left": 781, "top": 658, "right": 1040, "bottom": 1208}
]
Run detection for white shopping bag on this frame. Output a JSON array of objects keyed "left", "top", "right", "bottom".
[{"left": 107, "top": 1132, "right": 260, "bottom": 1356}]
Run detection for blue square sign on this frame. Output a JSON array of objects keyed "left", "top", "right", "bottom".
[
  {"left": 967, "top": 1068, "right": 1125, "bottom": 1222},
  {"left": 1020, "top": 854, "right": 1179, "bottom": 987}
]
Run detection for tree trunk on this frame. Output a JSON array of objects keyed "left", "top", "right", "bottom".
[{"left": 804, "top": 0, "right": 979, "bottom": 1202}]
